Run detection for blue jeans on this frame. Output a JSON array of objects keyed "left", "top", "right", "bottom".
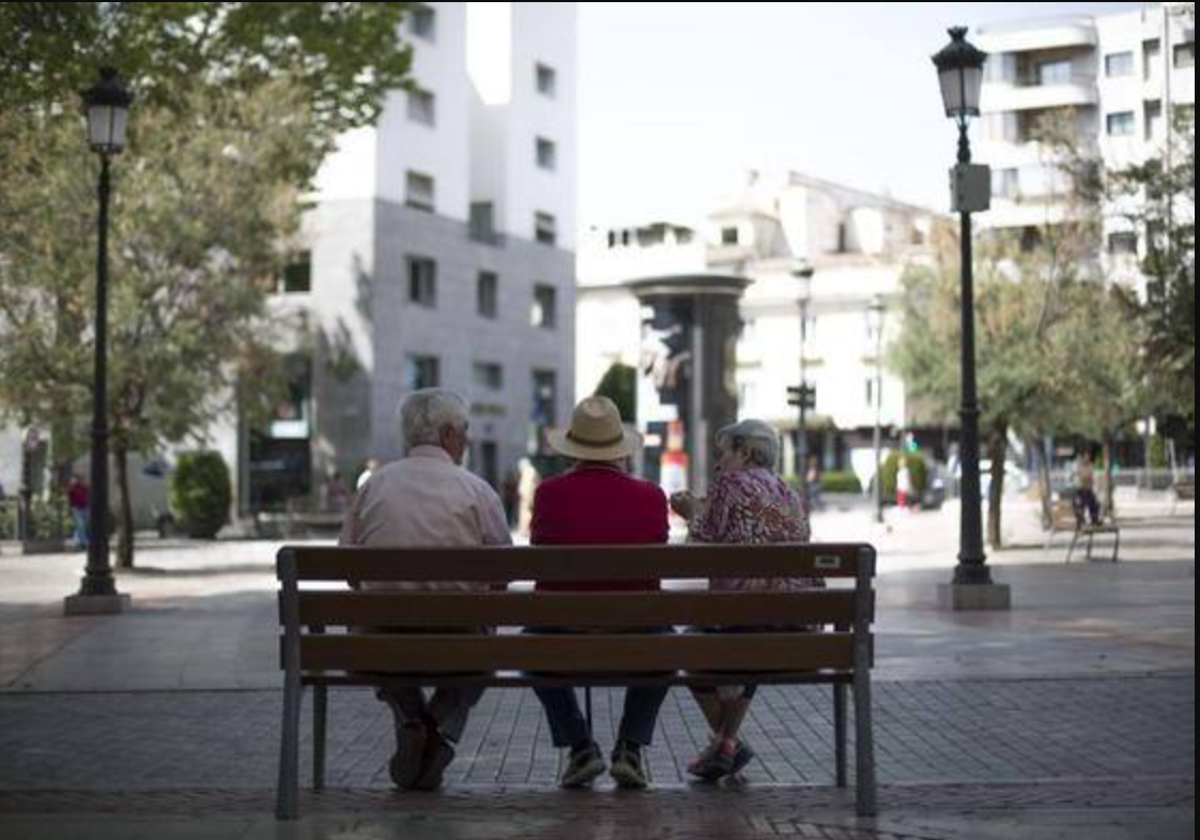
[
  {"left": 525, "top": 626, "right": 671, "bottom": 749},
  {"left": 71, "top": 507, "right": 89, "bottom": 548}
]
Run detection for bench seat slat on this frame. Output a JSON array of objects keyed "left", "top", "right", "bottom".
[
  {"left": 296, "top": 590, "right": 863, "bottom": 628},
  {"left": 284, "top": 544, "right": 869, "bottom": 582},
  {"left": 298, "top": 632, "right": 856, "bottom": 673}
]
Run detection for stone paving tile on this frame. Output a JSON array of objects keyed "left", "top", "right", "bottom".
[{"left": 0, "top": 676, "right": 1192, "bottom": 792}]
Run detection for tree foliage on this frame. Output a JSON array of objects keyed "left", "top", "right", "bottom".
[{"left": 0, "top": 3, "right": 415, "bottom": 565}]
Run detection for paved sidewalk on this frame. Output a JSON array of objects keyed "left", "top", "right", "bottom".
[{"left": 0, "top": 502, "right": 1192, "bottom": 838}]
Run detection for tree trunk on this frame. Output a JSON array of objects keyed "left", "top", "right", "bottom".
[
  {"left": 114, "top": 444, "right": 136, "bottom": 569},
  {"left": 986, "top": 424, "right": 1008, "bottom": 550},
  {"left": 1032, "top": 436, "right": 1054, "bottom": 529},
  {"left": 1102, "top": 435, "right": 1117, "bottom": 520}
]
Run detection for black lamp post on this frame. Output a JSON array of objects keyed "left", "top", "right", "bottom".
[
  {"left": 932, "top": 28, "right": 995, "bottom": 589},
  {"left": 67, "top": 68, "right": 132, "bottom": 614}
]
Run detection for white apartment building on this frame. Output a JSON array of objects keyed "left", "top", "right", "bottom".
[
  {"left": 577, "top": 171, "right": 937, "bottom": 483},
  {"left": 222, "top": 1, "right": 578, "bottom": 513},
  {"left": 976, "top": 4, "right": 1195, "bottom": 280}
]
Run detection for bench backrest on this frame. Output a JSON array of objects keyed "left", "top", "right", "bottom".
[{"left": 277, "top": 544, "right": 876, "bottom": 678}]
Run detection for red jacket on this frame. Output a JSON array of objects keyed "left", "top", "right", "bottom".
[{"left": 531, "top": 464, "right": 669, "bottom": 592}]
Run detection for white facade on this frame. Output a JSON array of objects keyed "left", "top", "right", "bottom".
[
  {"left": 976, "top": 4, "right": 1195, "bottom": 282},
  {"left": 577, "top": 172, "right": 936, "bottom": 479},
  {"left": 214, "top": 1, "right": 578, "bottom": 513}
]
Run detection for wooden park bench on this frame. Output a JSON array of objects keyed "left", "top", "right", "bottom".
[
  {"left": 275, "top": 543, "right": 878, "bottom": 820},
  {"left": 1044, "top": 496, "right": 1120, "bottom": 564}
]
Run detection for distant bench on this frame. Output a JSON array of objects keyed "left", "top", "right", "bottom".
[
  {"left": 275, "top": 543, "right": 878, "bottom": 819},
  {"left": 1044, "top": 497, "right": 1120, "bottom": 563}
]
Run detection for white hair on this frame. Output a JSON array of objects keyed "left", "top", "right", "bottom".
[
  {"left": 716, "top": 419, "right": 781, "bottom": 470},
  {"left": 398, "top": 388, "right": 469, "bottom": 450}
]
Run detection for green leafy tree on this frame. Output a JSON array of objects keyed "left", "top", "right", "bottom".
[
  {"left": 894, "top": 221, "right": 1085, "bottom": 548},
  {"left": 594, "top": 363, "right": 637, "bottom": 423},
  {"left": 0, "top": 3, "right": 415, "bottom": 566}
]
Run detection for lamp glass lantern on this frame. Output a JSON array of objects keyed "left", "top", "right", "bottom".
[
  {"left": 83, "top": 68, "right": 132, "bottom": 154},
  {"left": 932, "top": 27, "right": 986, "bottom": 119}
]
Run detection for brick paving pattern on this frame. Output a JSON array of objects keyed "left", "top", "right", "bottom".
[{"left": 0, "top": 675, "right": 1191, "bottom": 791}]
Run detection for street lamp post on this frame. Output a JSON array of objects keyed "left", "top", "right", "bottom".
[
  {"left": 66, "top": 68, "right": 132, "bottom": 616},
  {"left": 868, "top": 295, "right": 886, "bottom": 525},
  {"left": 932, "top": 28, "right": 1010, "bottom": 609},
  {"left": 792, "top": 260, "right": 815, "bottom": 502}
]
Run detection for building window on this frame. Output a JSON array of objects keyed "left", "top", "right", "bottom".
[
  {"left": 410, "top": 4, "right": 436, "bottom": 42},
  {"left": 1037, "top": 59, "right": 1072, "bottom": 86},
  {"left": 532, "top": 284, "right": 557, "bottom": 329},
  {"left": 470, "top": 201, "right": 497, "bottom": 244},
  {"left": 865, "top": 379, "right": 875, "bottom": 409},
  {"left": 1108, "top": 232, "right": 1138, "bottom": 256},
  {"left": 477, "top": 271, "right": 498, "bottom": 319},
  {"left": 534, "top": 212, "right": 557, "bottom": 246},
  {"left": 536, "top": 62, "right": 557, "bottom": 97},
  {"left": 1105, "top": 51, "right": 1134, "bottom": 78},
  {"left": 407, "top": 256, "right": 437, "bottom": 308},
  {"left": 532, "top": 370, "right": 558, "bottom": 426},
  {"left": 405, "top": 355, "right": 440, "bottom": 391},
  {"left": 474, "top": 362, "right": 504, "bottom": 391},
  {"left": 993, "top": 168, "right": 1019, "bottom": 199},
  {"left": 1144, "top": 100, "right": 1163, "bottom": 141},
  {"left": 1144, "top": 38, "right": 1161, "bottom": 79},
  {"left": 536, "top": 136, "right": 557, "bottom": 171},
  {"left": 1106, "top": 112, "right": 1135, "bottom": 137},
  {"left": 1174, "top": 41, "right": 1195, "bottom": 69},
  {"left": 720, "top": 226, "right": 739, "bottom": 246},
  {"left": 407, "top": 88, "right": 436, "bottom": 126},
  {"left": 279, "top": 251, "right": 311, "bottom": 294},
  {"left": 1019, "top": 226, "right": 1042, "bottom": 254},
  {"left": 405, "top": 170, "right": 435, "bottom": 212}
]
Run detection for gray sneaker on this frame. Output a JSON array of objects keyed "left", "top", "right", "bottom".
[
  {"left": 560, "top": 742, "right": 606, "bottom": 789},
  {"left": 609, "top": 741, "right": 649, "bottom": 790}
]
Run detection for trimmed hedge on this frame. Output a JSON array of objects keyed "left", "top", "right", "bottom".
[{"left": 169, "top": 452, "right": 231, "bottom": 539}]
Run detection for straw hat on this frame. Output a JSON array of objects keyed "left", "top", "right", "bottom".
[{"left": 546, "top": 396, "right": 639, "bottom": 462}]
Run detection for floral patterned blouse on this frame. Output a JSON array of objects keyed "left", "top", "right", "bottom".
[{"left": 688, "top": 467, "right": 820, "bottom": 592}]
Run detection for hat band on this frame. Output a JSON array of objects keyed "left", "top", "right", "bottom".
[{"left": 566, "top": 429, "right": 626, "bottom": 448}]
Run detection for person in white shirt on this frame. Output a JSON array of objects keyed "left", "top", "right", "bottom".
[{"left": 340, "top": 388, "right": 512, "bottom": 791}]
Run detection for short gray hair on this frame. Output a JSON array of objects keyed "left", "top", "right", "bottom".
[
  {"left": 398, "top": 388, "right": 469, "bottom": 450},
  {"left": 715, "top": 419, "right": 780, "bottom": 470}
]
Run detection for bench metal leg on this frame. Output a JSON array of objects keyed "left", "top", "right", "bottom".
[
  {"left": 276, "top": 674, "right": 303, "bottom": 820},
  {"left": 833, "top": 684, "right": 848, "bottom": 789},
  {"left": 852, "top": 671, "right": 877, "bottom": 817},
  {"left": 313, "top": 684, "right": 327, "bottom": 791}
]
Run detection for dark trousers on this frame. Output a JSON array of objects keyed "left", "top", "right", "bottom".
[
  {"left": 525, "top": 625, "right": 671, "bottom": 749},
  {"left": 534, "top": 684, "right": 669, "bottom": 749}
]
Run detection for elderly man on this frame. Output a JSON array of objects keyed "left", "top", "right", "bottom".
[
  {"left": 529, "top": 395, "right": 670, "bottom": 790},
  {"left": 340, "top": 388, "right": 512, "bottom": 791}
]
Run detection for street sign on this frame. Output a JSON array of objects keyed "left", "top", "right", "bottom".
[{"left": 787, "top": 384, "right": 816, "bottom": 410}]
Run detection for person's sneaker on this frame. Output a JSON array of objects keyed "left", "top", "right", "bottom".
[
  {"left": 560, "top": 741, "right": 606, "bottom": 789},
  {"left": 388, "top": 721, "right": 428, "bottom": 789},
  {"left": 412, "top": 729, "right": 456, "bottom": 792},
  {"left": 609, "top": 741, "right": 649, "bottom": 790}
]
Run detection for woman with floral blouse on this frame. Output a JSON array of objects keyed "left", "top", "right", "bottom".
[{"left": 670, "top": 419, "right": 817, "bottom": 782}]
